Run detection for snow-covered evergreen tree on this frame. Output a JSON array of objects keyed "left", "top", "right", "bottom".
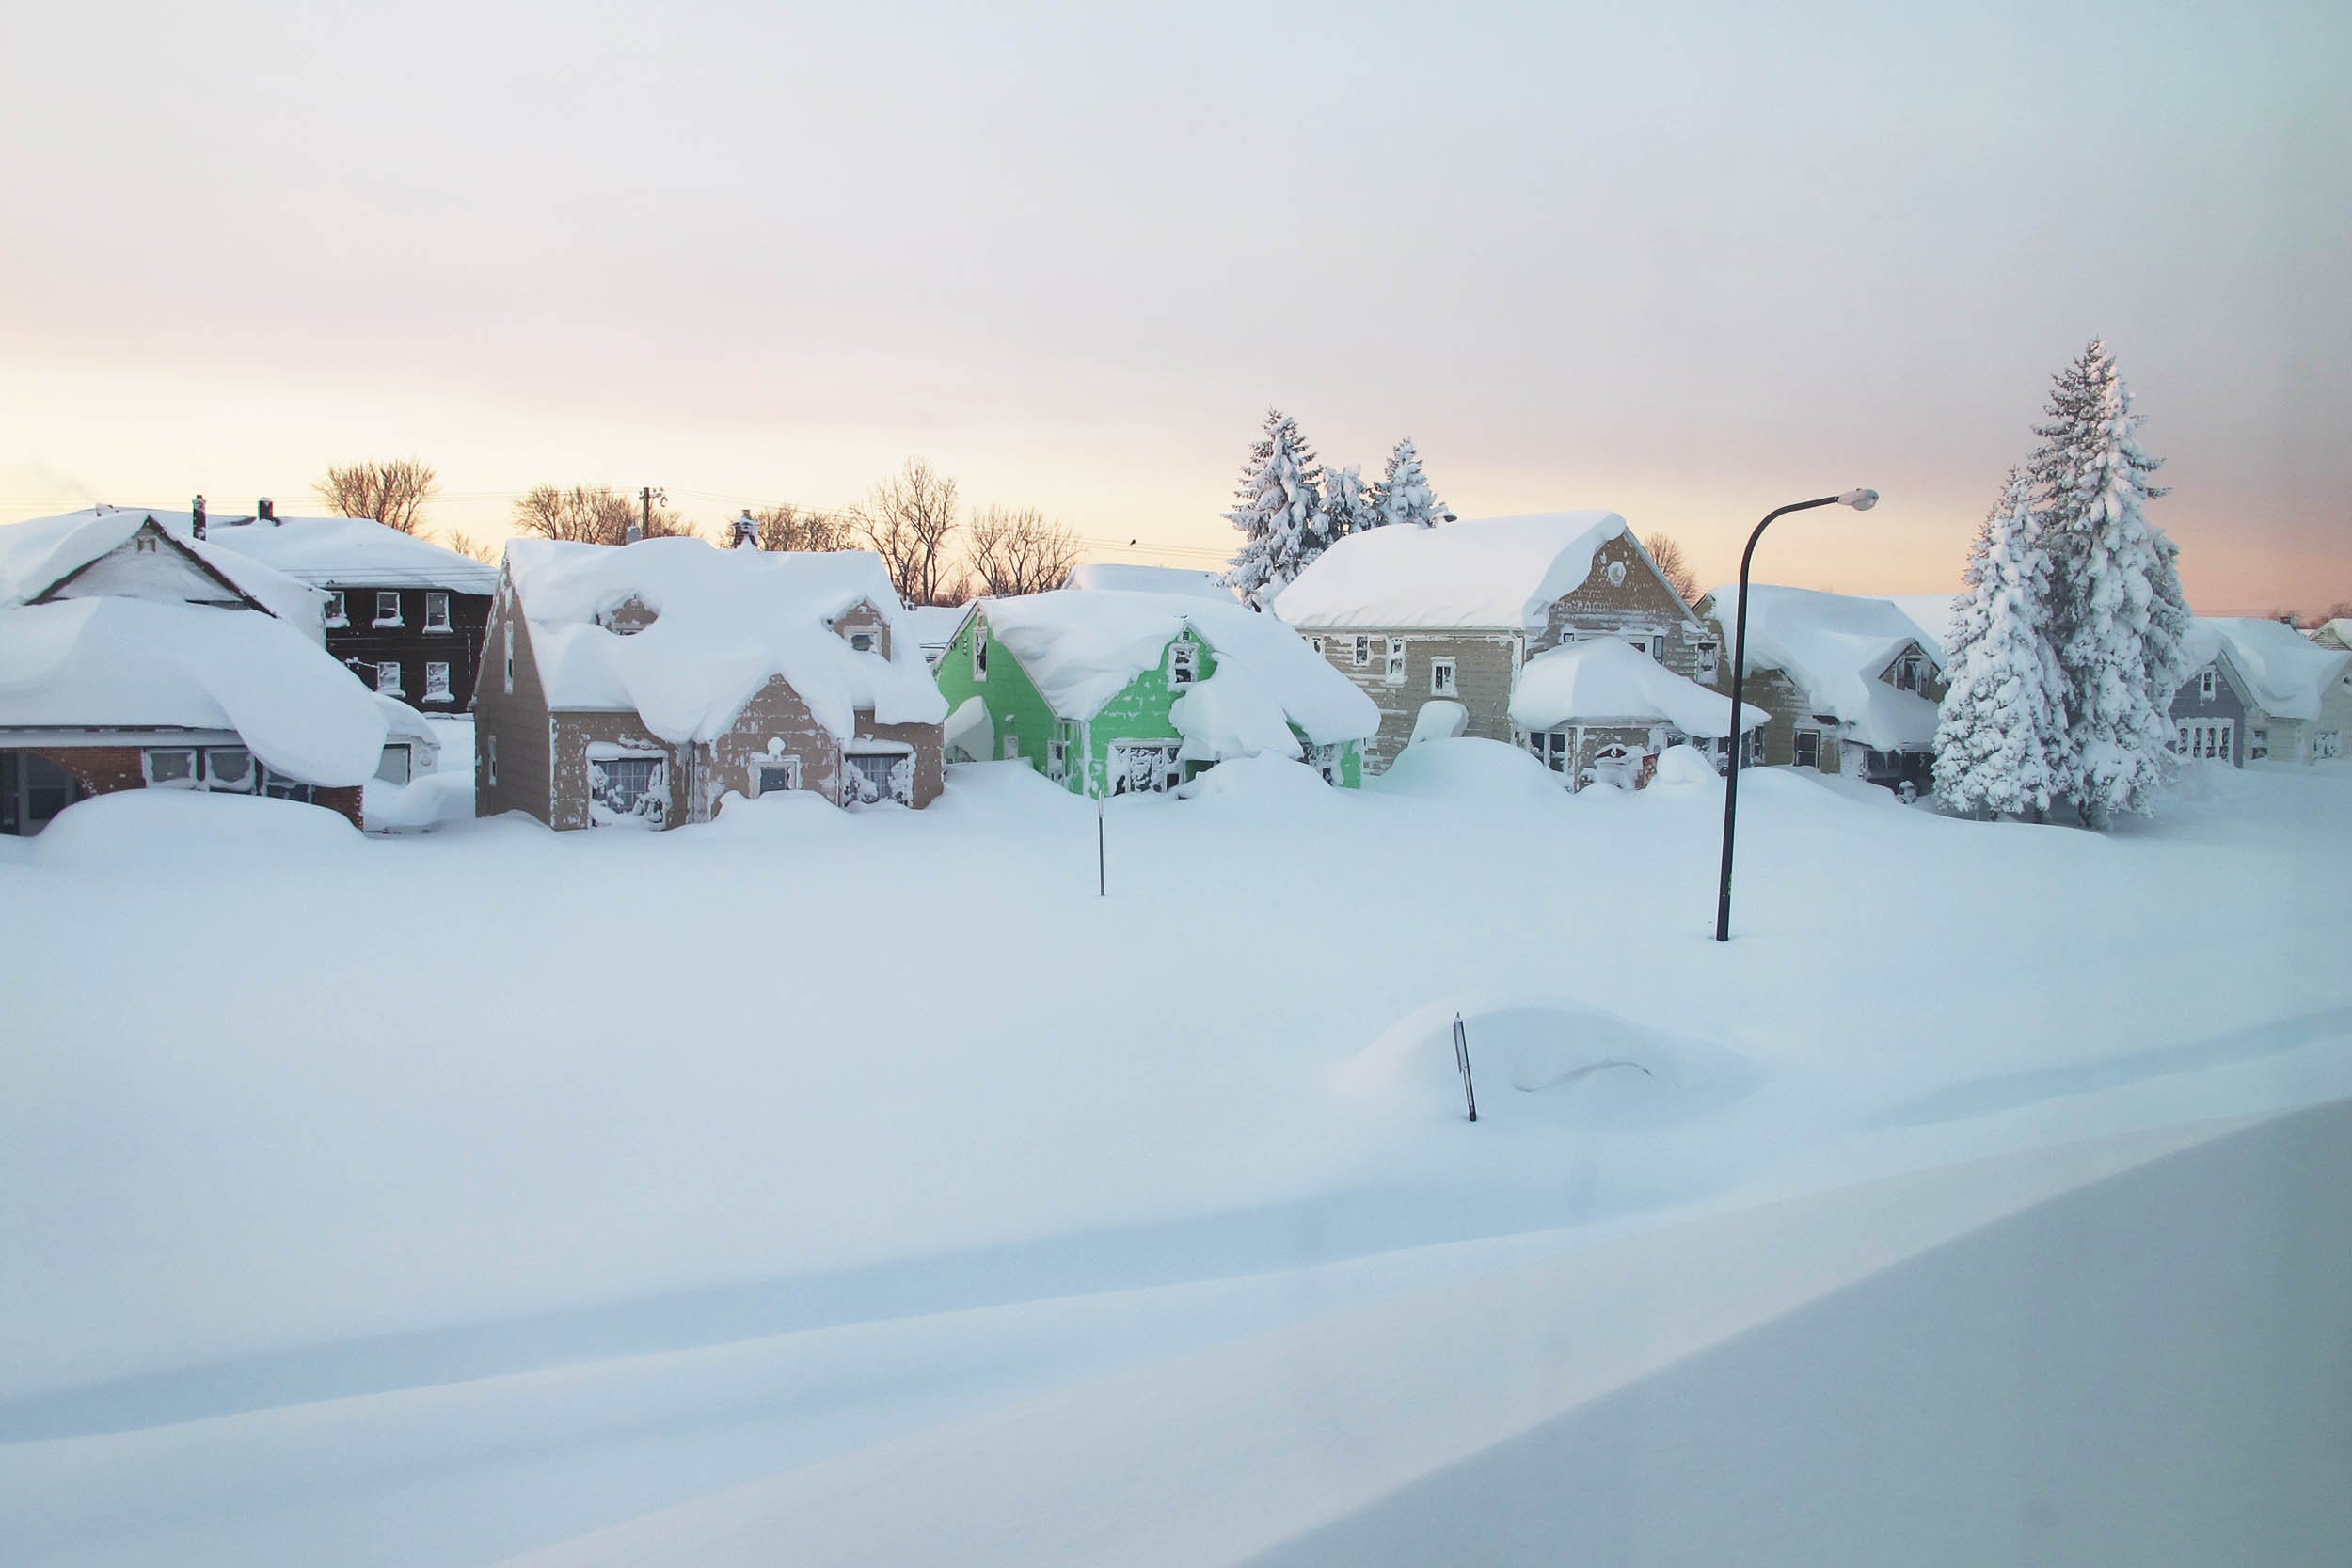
[
  {"left": 2027, "top": 341, "right": 2189, "bottom": 823},
  {"left": 1222, "top": 408, "right": 1331, "bottom": 603},
  {"left": 1322, "top": 463, "right": 1376, "bottom": 541},
  {"left": 1932, "top": 469, "right": 2067, "bottom": 818},
  {"left": 1365, "top": 437, "right": 1454, "bottom": 529}
]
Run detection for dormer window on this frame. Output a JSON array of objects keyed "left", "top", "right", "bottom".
[
  {"left": 598, "top": 596, "right": 657, "bottom": 635},
  {"left": 1896, "top": 653, "right": 1924, "bottom": 692},
  {"left": 850, "top": 631, "right": 876, "bottom": 653},
  {"left": 1168, "top": 638, "right": 1199, "bottom": 687}
]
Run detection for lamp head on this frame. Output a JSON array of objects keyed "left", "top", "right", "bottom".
[{"left": 1836, "top": 488, "right": 1879, "bottom": 512}]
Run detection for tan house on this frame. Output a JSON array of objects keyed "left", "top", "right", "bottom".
[
  {"left": 1692, "top": 585, "right": 1947, "bottom": 794},
  {"left": 476, "top": 537, "right": 948, "bottom": 830},
  {"left": 0, "top": 508, "right": 386, "bottom": 833},
  {"left": 1273, "top": 512, "right": 1733, "bottom": 784}
]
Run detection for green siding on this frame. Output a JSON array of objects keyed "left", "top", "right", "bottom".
[{"left": 933, "top": 613, "right": 1362, "bottom": 795}]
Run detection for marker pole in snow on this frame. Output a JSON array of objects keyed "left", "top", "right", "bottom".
[
  {"left": 1454, "top": 1012, "right": 1477, "bottom": 1122},
  {"left": 1097, "top": 792, "right": 1105, "bottom": 897},
  {"left": 1714, "top": 488, "right": 1880, "bottom": 942}
]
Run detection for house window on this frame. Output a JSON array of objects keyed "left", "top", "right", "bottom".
[
  {"left": 1557, "top": 627, "right": 1577, "bottom": 647},
  {"left": 424, "top": 662, "right": 452, "bottom": 702},
  {"left": 1000, "top": 722, "right": 1019, "bottom": 762},
  {"left": 850, "top": 631, "right": 876, "bottom": 653},
  {"left": 973, "top": 626, "right": 990, "bottom": 681},
  {"left": 1311, "top": 637, "right": 1327, "bottom": 656},
  {"left": 1109, "top": 741, "right": 1182, "bottom": 794},
  {"left": 754, "top": 757, "right": 802, "bottom": 796},
  {"left": 144, "top": 749, "right": 199, "bottom": 788},
  {"left": 487, "top": 735, "right": 498, "bottom": 786},
  {"left": 1793, "top": 729, "right": 1822, "bottom": 769},
  {"left": 1168, "top": 639, "right": 1200, "bottom": 687},
  {"left": 424, "top": 592, "right": 452, "bottom": 631},
  {"left": 375, "top": 661, "right": 403, "bottom": 695},
  {"left": 1353, "top": 635, "right": 1370, "bottom": 667},
  {"left": 503, "top": 623, "right": 515, "bottom": 693},
  {"left": 2315, "top": 730, "right": 2342, "bottom": 760},
  {"left": 1628, "top": 635, "right": 1664, "bottom": 662},
  {"left": 377, "top": 744, "right": 413, "bottom": 786},
  {"left": 324, "top": 590, "right": 348, "bottom": 627},
  {"left": 2250, "top": 728, "right": 2269, "bottom": 760},
  {"left": 2198, "top": 669, "right": 2217, "bottom": 702},
  {"left": 374, "top": 591, "right": 402, "bottom": 627},
  {"left": 1696, "top": 640, "right": 1720, "bottom": 678},
  {"left": 206, "top": 747, "right": 255, "bottom": 793},
  {"left": 259, "top": 769, "right": 315, "bottom": 803},
  {"left": 1430, "top": 657, "right": 1457, "bottom": 696},
  {"left": 1383, "top": 637, "right": 1406, "bottom": 687},
  {"left": 1048, "top": 736, "right": 1069, "bottom": 783},
  {"left": 844, "top": 751, "right": 913, "bottom": 805},
  {"left": 1525, "top": 729, "right": 1571, "bottom": 774},
  {"left": 589, "top": 755, "right": 664, "bottom": 819},
  {"left": 1897, "top": 654, "right": 1924, "bottom": 692}
]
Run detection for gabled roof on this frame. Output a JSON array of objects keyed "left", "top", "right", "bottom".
[
  {"left": 2312, "top": 618, "right": 2351, "bottom": 651},
  {"left": 503, "top": 537, "right": 946, "bottom": 744},
  {"left": 1062, "top": 562, "right": 1234, "bottom": 600},
  {"left": 1699, "top": 584, "right": 1942, "bottom": 750},
  {"left": 2194, "top": 617, "right": 2352, "bottom": 721},
  {"left": 158, "top": 509, "right": 501, "bottom": 593},
  {"left": 0, "top": 508, "right": 326, "bottom": 626},
  {"left": 1272, "top": 512, "right": 1633, "bottom": 633},
  {"left": 977, "top": 589, "right": 1378, "bottom": 752},
  {"left": 2176, "top": 626, "right": 2261, "bottom": 710},
  {"left": 1509, "top": 638, "right": 1766, "bottom": 736},
  {"left": 0, "top": 597, "right": 387, "bottom": 784},
  {"left": 1881, "top": 593, "right": 1959, "bottom": 667}
]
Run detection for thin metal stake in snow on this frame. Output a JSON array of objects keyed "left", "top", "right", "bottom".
[
  {"left": 1097, "top": 793, "right": 1106, "bottom": 897},
  {"left": 1453, "top": 1012, "right": 1478, "bottom": 1122}
]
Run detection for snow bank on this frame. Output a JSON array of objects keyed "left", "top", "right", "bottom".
[
  {"left": 1062, "top": 562, "right": 1232, "bottom": 600},
  {"left": 507, "top": 538, "right": 946, "bottom": 744},
  {"left": 1273, "top": 512, "right": 1629, "bottom": 632},
  {"left": 1407, "top": 700, "right": 1468, "bottom": 745},
  {"left": 0, "top": 597, "right": 387, "bottom": 784},
  {"left": 1508, "top": 637, "right": 1765, "bottom": 736},
  {"left": 1650, "top": 742, "right": 1720, "bottom": 787},
  {"left": 982, "top": 589, "right": 1377, "bottom": 748},
  {"left": 29, "top": 788, "right": 364, "bottom": 865},
  {"left": 1703, "top": 584, "right": 1940, "bottom": 749},
  {"left": 1172, "top": 752, "right": 1334, "bottom": 803},
  {"left": 1365, "top": 737, "right": 1562, "bottom": 802}
]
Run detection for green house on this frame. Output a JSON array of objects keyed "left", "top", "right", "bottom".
[{"left": 932, "top": 588, "right": 1378, "bottom": 795}]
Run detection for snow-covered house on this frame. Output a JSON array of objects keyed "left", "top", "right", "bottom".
[
  {"left": 0, "top": 509, "right": 387, "bottom": 833},
  {"left": 2168, "top": 625, "right": 2261, "bottom": 766},
  {"left": 1692, "top": 586, "right": 1947, "bottom": 794},
  {"left": 1508, "top": 639, "right": 1765, "bottom": 790},
  {"left": 1061, "top": 562, "right": 1235, "bottom": 600},
  {"left": 475, "top": 537, "right": 948, "bottom": 830},
  {"left": 2185, "top": 617, "right": 2352, "bottom": 765},
  {"left": 77, "top": 500, "right": 502, "bottom": 709},
  {"left": 2311, "top": 619, "right": 2352, "bottom": 653},
  {"left": 930, "top": 589, "right": 1379, "bottom": 793},
  {"left": 1273, "top": 513, "right": 1724, "bottom": 778}
]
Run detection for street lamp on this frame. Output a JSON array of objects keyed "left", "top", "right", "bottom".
[{"left": 1713, "top": 488, "right": 1879, "bottom": 942}]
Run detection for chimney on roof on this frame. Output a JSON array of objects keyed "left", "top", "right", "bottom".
[
  {"left": 259, "top": 496, "right": 276, "bottom": 522},
  {"left": 191, "top": 494, "right": 206, "bottom": 541},
  {"left": 733, "top": 509, "right": 760, "bottom": 550}
]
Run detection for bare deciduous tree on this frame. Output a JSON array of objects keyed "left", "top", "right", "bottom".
[
  {"left": 315, "top": 458, "right": 438, "bottom": 534},
  {"left": 966, "top": 505, "right": 1078, "bottom": 597},
  {"left": 754, "top": 501, "right": 859, "bottom": 554},
  {"left": 857, "top": 458, "right": 961, "bottom": 605},
  {"left": 440, "top": 530, "right": 498, "bottom": 564},
  {"left": 1644, "top": 531, "right": 1699, "bottom": 604},
  {"left": 512, "top": 485, "right": 696, "bottom": 546}
]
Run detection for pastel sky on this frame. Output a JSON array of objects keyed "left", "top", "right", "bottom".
[{"left": 3, "top": 1, "right": 2344, "bottom": 612}]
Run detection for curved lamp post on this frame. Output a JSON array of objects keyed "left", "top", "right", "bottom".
[{"left": 1714, "top": 488, "right": 1879, "bottom": 942}]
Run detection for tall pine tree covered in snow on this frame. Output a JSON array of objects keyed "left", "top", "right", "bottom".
[
  {"left": 1223, "top": 408, "right": 1331, "bottom": 603},
  {"left": 1933, "top": 469, "right": 2068, "bottom": 818},
  {"left": 1322, "top": 464, "right": 1376, "bottom": 542},
  {"left": 1365, "top": 437, "right": 1455, "bottom": 529},
  {"left": 2027, "top": 341, "right": 2191, "bottom": 823}
]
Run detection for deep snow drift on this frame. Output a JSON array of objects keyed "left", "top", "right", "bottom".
[{"left": 2, "top": 752, "right": 2347, "bottom": 1566}]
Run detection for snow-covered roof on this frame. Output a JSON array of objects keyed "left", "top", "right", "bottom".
[
  {"left": 0, "top": 507, "right": 327, "bottom": 628},
  {"left": 1881, "top": 593, "right": 1959, "bottom": 667},
  {"left": 1702, "top": 584, "right": 1941, "bottom": 750},
  {"left": 2194, "top": 617, "right": 2352, "bottom": 721},
  {"left": 2313, "top": 618, "right": 2352, "bottom": 650},
  {"left": 1509, "top": 637, "right": 1766, "bottom": 736},
  {"left": 0, "top": 597, "right": 387, "bottom": 784},
  {"left": 374, "top": 694, "right": 437, "bottom": 744},
  {"left": 979, "top": 589, "right": 1378, "bottom": 752},
  {"left": 1272, "top": 512, "right": 1632, "bottom": 633},
  {"left": 905, "top": 604, "right": 969, "bottom": 658},
  {"left": 505, "top": 537, "right": 947, "bottom": 744},
  {"left": 161, "top": 507, "right": 498, "bottom": 593},
  {"left": 1062, "top": 562, "right": 1234, "bottom": 600}
]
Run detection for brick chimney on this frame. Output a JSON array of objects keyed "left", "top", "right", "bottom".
[
  {"left": 259, "top": 496, "right": 276, "bottom": 523},
  {"left": 191, "top": 494, "right": 206, "bottom": 541}
]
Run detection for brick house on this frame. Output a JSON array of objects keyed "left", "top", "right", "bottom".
[
  {"left": 0, "top": 510, "right": 388, "bottom": 834},
  {"left": 1274, "top": 513, "right": 1736, "bottom": 785},
  {"left": 475, "top": 536, "right": 947, "bottom": 830}
]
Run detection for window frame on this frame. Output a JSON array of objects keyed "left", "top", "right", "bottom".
[
  {"left": 424, "top": 591, "right": 452, "bottom": 631},
  {"left": 324, "top": 590, "right": 348, "bottom": 627},
  {"left": 142, "top": 748, "right": 199, "bottom": 789},
  {"left": 1429, "top": 657, "right": 1457, "bottom": 696},
  {"left": 1352, "top": 635, "right": 1370, "bottom": 667},
  {"left": 753, "top": 755, "right": 803, "bottom": 797},
  {"left": 1168, "top": 638, "right": 1200, "bottom": 688},
  {"left": 973, "top": 626, "right": 991, "bottom": 682},
  {"left": 374, "top": 660, "right": 403, "bottom": 695},
  {"left": 1382, "top": 636, "right": 1407, "bottom": 688},
  {"left": 373, "top": 590, "right": 403, "bottom": 628},
  {"left": 1793, "top": 728, "right": 1822, "bottom": 769},
  {"left": 424, "top": 661, "right": 452, "bottom": 702}
]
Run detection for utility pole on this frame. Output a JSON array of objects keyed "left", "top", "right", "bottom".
[{"left": 633, "top": 485, "right": 664, "bottom": 545}]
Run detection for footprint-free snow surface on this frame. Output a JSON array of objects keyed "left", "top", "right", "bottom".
[{"left": 3, "top": 750, "right": 2349, "bottom": 1565}]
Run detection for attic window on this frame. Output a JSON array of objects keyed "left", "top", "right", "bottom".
[
  {"left": 1897, "top": 654, "right": 1925, "bottom": 692},
  {"left": 2198, "top": 669, "right": 2216, "bottom": 702},
  {"left": 1696, "top": 640, "right": 1720, "bottom": 677},
  {"left": 1168, "top": 639, "right": 1199, "bottom": 687},
  {"left": 1606, "top": 560, "right": 1629, "bottom": 587},
  {"left": 973, "top": 626, "right": 990, "bottom": 681},
  {"left": 850, "top": 631, "right": 877, "bottom": 654}
]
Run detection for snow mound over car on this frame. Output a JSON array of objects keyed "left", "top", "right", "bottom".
[
  {"left": 1175, "top": 752, "right": 1334, "bottom": 803},
  {"left": 1365, "top": 737, "right": 1561, "bottom": 802},
  {"left": 29, "top": 789, "right": 362, "bottom": 866},
  {"left": 1649, "top": 742, "right": 1722, "bottom": 788},
  {"left": 1334, "top": 997, "right": 1761, "bottom": 1132}
]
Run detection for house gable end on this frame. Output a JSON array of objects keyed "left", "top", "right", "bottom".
[{"left": 34, "top": 519, "right": 269, "bottom": 613}]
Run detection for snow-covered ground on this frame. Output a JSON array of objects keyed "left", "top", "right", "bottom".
[{"left": 2, "top": 749, "right": 2347, "bottom": 1566}]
